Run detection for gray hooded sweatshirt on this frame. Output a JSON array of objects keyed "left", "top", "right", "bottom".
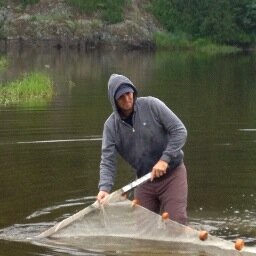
[{"left": 99, "top": 74, "right": 187, "bottom": 193}]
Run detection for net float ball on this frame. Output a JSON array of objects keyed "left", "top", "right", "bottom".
[
  {"left": 131, "top": 199, "right": 139, "bottom": 207},
  {"left": 162, "top": 212, "right": 169, "bottom": 220},
  {"left": 199, "top": 231, "right": 208, "bottom": 241},
  {"left": 235, "top": 239, "right": 244, "bottom": 251}
]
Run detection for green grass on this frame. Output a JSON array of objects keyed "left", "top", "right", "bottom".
[
  {"left": 192, "top": 39, "right": 241, "bottom": 54},
  {"left": 0, "top": 72, "right": 54, "bottom": 106},
  {"left": 0, "top": 0, "right": 39, "bottom": 8},
  {"left": 154, "top": 32, "right": 241, "bottom": 54},
  {"left": 65, "top": 0, "right": 128, "bottom": 24},
  {"left": 153, "top": 31, "right": 191, "bottom": 50},
  {"left": 0, "top": 56, "right": 8, "bottom": 70},
  {"left": 20, "top": 0, "right": 40, "bottom": 6}
]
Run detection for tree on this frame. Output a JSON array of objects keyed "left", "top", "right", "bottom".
[{"left": 151, "top": 0, "right": 256, "bottom": 45}]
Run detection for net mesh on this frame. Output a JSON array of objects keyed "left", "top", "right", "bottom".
[{"left": 38, "top": 190, "right": 256, "bottom": 255}]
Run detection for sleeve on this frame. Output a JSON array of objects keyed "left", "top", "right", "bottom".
[
  {"left": 149, "top": 97, "right": 187, "bottom": 163},
  {"left": 98, "top": 122, "right": 117, "bottom": 193}
]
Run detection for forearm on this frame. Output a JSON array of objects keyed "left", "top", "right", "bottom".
[
  {"left": 98, "top": 162, "right": 116, "bottom": 193},
  {"left": 98, "top": 124, "right": 117, "bottom": 193}
]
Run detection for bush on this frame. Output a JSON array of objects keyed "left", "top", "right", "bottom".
[
  {"left": 154, "top": 31, "right": 191, "bottom": 50},
  {"left": 151, "top": 0, "right": 256, "bottom": 46},
  {"left": 0, "top": 72, "right": 54, "bottom": 106},
  {"left": 10, "top": 0, "right": 40, "bottom": 7},
  {"left": 0, "top": 56, "right": 8, "bottom": 70},
  {"left": 0, "top": 0, "right": 4, "bottom": 7},
  {"left": 65, "top": 0, "right": 128, "bottom": 24}
]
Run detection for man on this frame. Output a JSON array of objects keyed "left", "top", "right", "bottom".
[{"left": 97, "top": 74, "right": 188, "bottom": 225}]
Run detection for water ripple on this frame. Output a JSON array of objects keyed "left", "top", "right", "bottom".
[{"left": 26, "top": 196, "right": 96, "bottom": 220}]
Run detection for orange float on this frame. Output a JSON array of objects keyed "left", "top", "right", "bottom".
[
  {"left": 199, "top": 230, "right": 208, "bottom": 241},
  {"left": 235, "top": 239, "right": 244, "bottom": 251},
  {"left": 162, "top": 212, "right": 169, "bottom": 220},
  {"left": 131, "top": 199, "right": 139, "bottom": 207}
]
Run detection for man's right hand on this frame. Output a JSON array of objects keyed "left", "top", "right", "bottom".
[
  {"left": 97, "top": 190, "right": 110, "bottom": 204},
  {"left": 151, "top": 160, "right": 169, "bottom": 181}
]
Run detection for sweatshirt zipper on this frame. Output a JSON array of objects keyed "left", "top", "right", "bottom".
[
  {"left": 121, "top": 120, "right": 135, "bottom": 132},
  {"left": 120, "top": 111, "right": 136, "bottom": 132}
]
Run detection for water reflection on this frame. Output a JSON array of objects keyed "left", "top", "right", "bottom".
[{"left": 0, "top": 49, "right": 255, "bottom": 255}]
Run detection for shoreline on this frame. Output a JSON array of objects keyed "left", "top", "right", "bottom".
[
  {"left": 1, "top": 38, "right": 255, "bottom": 55},
  {"left": 0, "top": 37, "right": 155, "bottom": 52}
]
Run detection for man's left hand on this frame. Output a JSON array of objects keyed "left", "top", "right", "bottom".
[{"left": 151, "top": 160, "right": 168, "bottom": 181}]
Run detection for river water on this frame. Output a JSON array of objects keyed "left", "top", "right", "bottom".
[{"left": 0, "top": 48, "right": 255, "bottom": 255}]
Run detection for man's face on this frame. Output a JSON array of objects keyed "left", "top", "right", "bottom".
[{"left": 116, "top": 92, "right": 134, "bottom": 115}]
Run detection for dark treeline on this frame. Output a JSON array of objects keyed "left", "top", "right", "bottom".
[{"left": 151, "top": 0, "right": 256, "bottom": 47}]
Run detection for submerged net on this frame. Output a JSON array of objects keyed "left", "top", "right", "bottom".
[{"left": 38, "top": 190, "right": 256, "bottom": 256}]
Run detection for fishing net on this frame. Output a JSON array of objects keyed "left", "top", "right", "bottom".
[{"left": 38, "top": 190, "right": 256, "bottom": 256}]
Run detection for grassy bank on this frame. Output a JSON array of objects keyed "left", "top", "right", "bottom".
[
  {"left": 1, "top": 0, "right": 253, "bottom": 52},
  {"left": 154, "top": 32, "right": 242, "bottom": 54},
  {"left": 0, "top": 72, "right": 54, "bottom": 106}
]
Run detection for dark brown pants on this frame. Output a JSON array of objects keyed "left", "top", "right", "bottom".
[{"left": 135, "top": 163, "right": 188, "bottom": 225}]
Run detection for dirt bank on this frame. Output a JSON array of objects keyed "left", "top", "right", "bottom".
[{"left": 0, "top": 0, "right": 162, "bottom": 51}]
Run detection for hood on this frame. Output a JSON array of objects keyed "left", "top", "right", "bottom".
[{"left": 108, "top": 74, "right": 138, "bottom": 112}]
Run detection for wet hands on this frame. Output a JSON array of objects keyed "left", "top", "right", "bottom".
[
  {"left": 97, "top": 160, "right": 169, "bottom": 201},
  {"left": 151, "top": 160, "right": 168, "bottom": 181},
  {"left": 97, "top": 190, "right": 110, "bottom": 204}
]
